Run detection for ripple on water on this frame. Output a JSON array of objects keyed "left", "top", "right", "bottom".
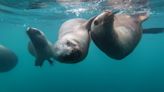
[{"left": 0, "top": 0, "right": 155, "bottom": 26}]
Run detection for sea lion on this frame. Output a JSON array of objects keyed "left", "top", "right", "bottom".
[
  {"left": 53, "top": 18, "right": 93, "bottom": 63},
  {"left": 90, "top": 10, "right": 148, "bottom": 60},
  {"left": 26, "top": 27, "right": 55, "bottom": 66},
  {"left": 0, "top": 45, "right": 18, "bottom": 72}
]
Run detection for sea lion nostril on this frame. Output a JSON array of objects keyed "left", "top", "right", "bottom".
[{"left": 57, "top": 48, "right": 82, "bottom": 63}]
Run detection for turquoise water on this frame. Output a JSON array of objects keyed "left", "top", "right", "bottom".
[{"left": 0, "top": 0, "right": 164, "bottom": 92}]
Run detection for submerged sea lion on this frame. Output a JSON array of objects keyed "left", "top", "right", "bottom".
[
  {"left": 0, "top": 45, "right": 18, "bottom": 72},
  {"left": 90, "top": 10, "right": 148, "bottom": 60},
  {"left": 54, "top": 18, "right": 93, "bottom": 63},
  {"left": 26, "top": 27, "right": 55, "bottom": 66}
]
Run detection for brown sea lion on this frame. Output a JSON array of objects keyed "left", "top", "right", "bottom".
[{"left": 90, "top": 10, "right": 148, "bottom": 59}]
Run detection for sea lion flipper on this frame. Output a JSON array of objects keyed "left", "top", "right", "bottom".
[
  {"left": 28, "top": 42, "right": 37, "bottom": 57},
  {"left": 132, "top": 12, "right": 149, "bottom": 22},
  {"left": 47, "top": 59, "right": 53, "bottom": 65},
  {"left": 139, "top": 13, "right": 149, "bottom": 22},
  {"left": 143, "top": 28, "right": 164, "bottom": 34},
  {"left": 35, "top": 57, "right": 45, "bottom": 67}
]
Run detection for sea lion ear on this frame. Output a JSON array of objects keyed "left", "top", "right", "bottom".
[
  {"left": 84, "top": 16, "right": 97, "bottom": 31},
  {"left": 133, "top": 12, "right": 149, "bottom": 22}
]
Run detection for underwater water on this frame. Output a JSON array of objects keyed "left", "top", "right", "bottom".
[{"left": 0, "top": 0, "right": 164, "bottom": 92}]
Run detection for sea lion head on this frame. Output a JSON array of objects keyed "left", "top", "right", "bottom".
[
  {"left": 54, "top": 38, "right": 83, "bottom": 63},
  {"left": 26, "top": 27, "right": 47, "bottom": 47},
  {"left": 91, "top": 10, "right": 116, "bottom": 29}
]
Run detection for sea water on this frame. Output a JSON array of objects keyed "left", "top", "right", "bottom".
[{"left": 0, "top": 0, "right": 164, "bottom": 92}]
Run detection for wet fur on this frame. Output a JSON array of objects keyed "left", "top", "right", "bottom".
[
  {"left": 90, "top": 11, "right": 147, "bottom": 59},
  {"left": 27, "top": 28, "right": 54, "bottom": 66},
  {"left": 53, "top": 18, "right": 91, "bottom": 63}
]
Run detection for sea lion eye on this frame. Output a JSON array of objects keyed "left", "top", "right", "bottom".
[
  {"left": 66, "top": 41, "right": 76, "bottom": 47},
  {"left": 94, "top": 20, "right": 99, "bottom": 25},
  {"left": 34, "top": 30, "right": 41, "bottom": 35}
]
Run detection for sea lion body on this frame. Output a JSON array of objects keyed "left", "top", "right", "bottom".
[
  {"left": 0, "top": 45, "right": 18, "bottom": 72},
  {"left": 90, "top": 11, "right": 148, "bottom": 59},
  {"left": 27, "top": 27, "right": 54, "bottom": 66}
]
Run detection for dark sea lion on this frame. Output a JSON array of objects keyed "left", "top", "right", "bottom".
[
  {"left": 26, "top": 27, "right": 55, "bottom": 66},
  {"left": 0, "top": 45, "right": 18, "bottom": 72},
  {"left": 90, "top": 10, "right": 148, "bottom": 60},
  {"left": 53, "top": 18, "right": 93, "bottom": 63}
]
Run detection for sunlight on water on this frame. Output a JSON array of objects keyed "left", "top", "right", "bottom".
[
  {"left": 0, "top": 0, "right": 151, "bottom": 17},
  {"left": 0, "top": 0, "right": 152, "bottom": 28}
]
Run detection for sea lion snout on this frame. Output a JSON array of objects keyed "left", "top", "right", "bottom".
[
  {"left": 26, "top": 27, "right": 46, "bottom": 44},
  {"left": 104, "top": 10, "right": 119, "bottom": 15},
  {"left": 101, "top": 10, "right": 115, "bottom": 18},
  {"left": 97, "top": 10, "right": 119, "bottom": 20},
  {"left": 58, "top": 48, "right": 82, "bottom": 63},
  {"left": 54, "top": 40, "right": 82, "bottom": 63},
  {"left": 104, "top": 10, "right": 113, "bottom": 15},
  {"left": 92, "top": 10, "right": 116, "bottom": 27},
  {"left": 26, "top": 27, "right": 43, "bottom": 36},
  {"left": 64, "top": 40, "right": 82, "bottom": 61}
]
